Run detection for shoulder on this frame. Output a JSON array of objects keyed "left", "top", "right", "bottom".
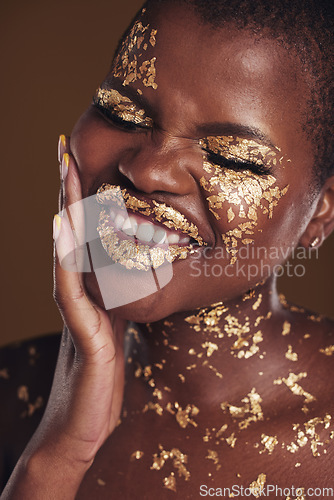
[{"left": 0, "top": 333, "right": 61, "bottom": 489}]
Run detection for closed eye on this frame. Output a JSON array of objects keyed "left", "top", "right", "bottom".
[
  {"left": 92, "top": 98, "right": 153, "bottom": 132},
  {"left": 204, "top": 149, "right": 272, "bottom": 176}
]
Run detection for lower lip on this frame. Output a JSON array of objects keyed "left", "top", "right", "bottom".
[{"left": 97, "top": 209, "right": 196, "bottom": 271}]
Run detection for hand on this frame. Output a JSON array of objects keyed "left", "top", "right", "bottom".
[{"left": 2, "top": 136, "right": 125, "bottom": 499}]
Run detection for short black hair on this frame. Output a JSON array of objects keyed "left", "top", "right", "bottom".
[{"left": 145, "top": 0, "right": 334, "bottom": 186}]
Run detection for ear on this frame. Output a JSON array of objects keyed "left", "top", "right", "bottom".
[{"left": 299, "top": 176, "right": 334, "bottom": 249}]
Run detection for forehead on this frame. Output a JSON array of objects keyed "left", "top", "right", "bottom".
[{"left": 112, "top": 2, "right": 314, "bottom": 167}]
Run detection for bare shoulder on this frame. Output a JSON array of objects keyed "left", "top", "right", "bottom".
[{"left": 0, "top": 333, "right": 61, "bottom": 490}]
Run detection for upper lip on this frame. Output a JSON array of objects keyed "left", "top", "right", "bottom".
[{"left": 95, "top": 183, "right": 207, "bottom": 247}]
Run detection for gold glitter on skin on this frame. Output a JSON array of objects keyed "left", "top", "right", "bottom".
[
  {"left": 225, "top": 433, "right": 237, "bottom": 448},
  {"left": 174, "top": 402, "right": 199, "bottom": 428},
  {"left": 273, "top": 372, "right": 316, "bottom": 405},
  {"left": 249, "top": 474, "right": 267, "bottom": 498},
  {"left": 259, "top": 434, "right": 278, "bottom": 454},
  {"left": 284, "top": 415, "right": 332, "bottom": 457},
  {"left": 201, "top": 341, "right": 218, "bottom": 357},
  {"left": 221, "top": 388, "right": 264, "bottom": 430},
  {"left": 130, "top": 451, "right": 144, "bottom": 461},
  {"left": 184, "top": 292, "right": 268, "bottom": 360},
  {"left": 112, "top": 18, "right": 158, "bottom": 89},
  {"left": 163, "top": 473, "right": 176, "bottom": 492},
  {"left": 142, "top": 401, "right": 164, "bottom": 416},
  {"left": 93, "top": 87, "right": 153, "bottom": 127},
  {"left": 285, "top": 345, "right": 298, "bottom": 361},
  {"left": 151, "top": 446, "right": 191, "bottom": 491},
  {"left": 319, "top": 345, "right": 334, "bottom": 356},
  {"left": 206, "top": 450, "right": 221, "bottom": 470},
  {"left": 252, "top": 294, "right": 262, "bottom": 310},
  {"left": 282, "top": 321, "right": 291, "bottom": 336},
  {"left": 199, "top": 138, "right": 289, "bottom": 263}
]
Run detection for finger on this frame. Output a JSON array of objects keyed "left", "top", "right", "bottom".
[
  {"left": 58, "top": 134, "right": 69, "bottom": 164},
  {"left": 54, "top": 142, "right": 112, "bottom": 355},
  {"left": 58, "top": 135, "right": 69, "bottom": 211},
  {"left": 53, "top": 213, "right": 111, "bottom": 357}
]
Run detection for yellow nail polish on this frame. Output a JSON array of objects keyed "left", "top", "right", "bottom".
[
  {"left": 53, "top": 214, "right": 62, "bottom": 240},
  {"left": 61, "top": 153, "right": 70, "bottom": 180},
  {"left": 63, "top": 153, "right": 70, "bottom": 168},
  {"left": 58, "top": 134, "right": 66, "bottom": 163}
]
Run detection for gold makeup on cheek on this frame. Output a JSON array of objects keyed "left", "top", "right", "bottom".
[
  {"left": 93, "top": 87, "right": 153, "bottom": 127},
  {"left": 112, "top": 18, "right": 158, "bottom": 90},
  {"left": 199, "top": 136, "right": 289, "bottom": 265}
]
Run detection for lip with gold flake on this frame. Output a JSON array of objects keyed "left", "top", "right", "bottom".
[{"left": 96, "top": 184, "right": 205, "bottom": 271}]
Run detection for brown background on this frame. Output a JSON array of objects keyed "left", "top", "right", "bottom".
[{"left": 1, "top": 0, "right": 333, "bottom": 347}]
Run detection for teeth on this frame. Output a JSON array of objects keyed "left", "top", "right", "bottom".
[
  {"left": 110, "top": 210, "right": 190, "bottom": 246},
  {"left": 122, "top": 216, "right": 138, "bottom": 236},
  {"left": 179, "top": 235, "right": 190, "bottom": 245},
  {"left": 167, "top": 233, "right": 180, "bottom": 244},
  {"left": 153, "top": 228, "right": 167, "bottom": 244},
  {"left": 136, "top": 222, "right": 155, "bottom": 242},
  {"left": 115, "top": 214, "right": 125, "bottom": 229}
]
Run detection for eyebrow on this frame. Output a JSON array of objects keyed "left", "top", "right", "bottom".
[{"left": 195, "top": 123, "right": 277, "bottom": 149}]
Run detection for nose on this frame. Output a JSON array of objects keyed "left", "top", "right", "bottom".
[{"left": 118, "top": 132, "right": 197, "bottom": 195}]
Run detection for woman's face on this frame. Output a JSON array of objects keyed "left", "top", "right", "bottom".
[{"left": 70, "top": 2, "right": 318, "bottom": 321}]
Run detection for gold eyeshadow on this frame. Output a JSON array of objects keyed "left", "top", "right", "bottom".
[
  {"left": 94, "top": 87, "right": 153, "bottom": 128},
  {"left": 199, "top": 135, "right": 283, "bottom": 169}
]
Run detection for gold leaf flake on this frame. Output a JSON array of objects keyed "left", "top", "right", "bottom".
[
  {"left": 201, "top": 341, "right": 218, "bottom": 357},
  {"left": 319, "top": 345, "right": 334, "bottom": 356},
  {"left": 259, "top": 434, "right": 278, "bottom": 454},
  {"left": 206, "top": 450, "right": 221, "bottom": 470},
  {"left": 249, "top": 474, "right": 267, "bottom": 498},
  {"left": 130, "top": 450, "right": 144, "bottom": 461},
  {"left": 274, "top": 372, "right": 315, "bottom": 404},
  {"left": 285, "top": 345, "right": 298, "bottom": 362},
  {"left": 163, "top": 473, "right": 176, "bottom": 492},
  {"left": 282, "top": 321, "right": 291, "bottom": 336}
]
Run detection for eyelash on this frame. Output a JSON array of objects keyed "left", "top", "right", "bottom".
[
  {"left": 93, "top": 100, "right": 151, "bottom": 131},
  {"left": 204, "top": 149, "right": 272, "bottom": 176}
]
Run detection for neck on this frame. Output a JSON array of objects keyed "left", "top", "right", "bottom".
[{"left": 125, "top": 278, "right": 289, "bottom": 422}]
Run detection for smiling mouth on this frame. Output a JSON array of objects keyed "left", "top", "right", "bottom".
[{"left": 96, "top": 184, "right": 205, "bottom": 271}]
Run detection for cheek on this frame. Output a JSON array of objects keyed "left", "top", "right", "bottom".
[
  {"left": 70, "top": 110, "right": 131, "bottom": 195},
  {"left": 200, "top": 161, "right": 290, "bottom": 264}
]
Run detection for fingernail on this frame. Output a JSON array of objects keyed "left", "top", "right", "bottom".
[
  {"left": 58, "top": 134, "right": 66, "bottom": 163},
  {"left": 53, "top": 214, "right": 62, "bottom": 240},
  {"left": 61, "top": 153, "right": 70, "bottom": 180}
]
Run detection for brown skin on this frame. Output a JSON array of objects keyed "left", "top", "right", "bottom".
[{"left": 2, "top": 3, "right": 334, "bottom": 499}]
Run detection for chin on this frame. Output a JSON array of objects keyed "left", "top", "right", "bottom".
[{"left": 83, "top": 267, "right": 183, "bottom": 323}]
